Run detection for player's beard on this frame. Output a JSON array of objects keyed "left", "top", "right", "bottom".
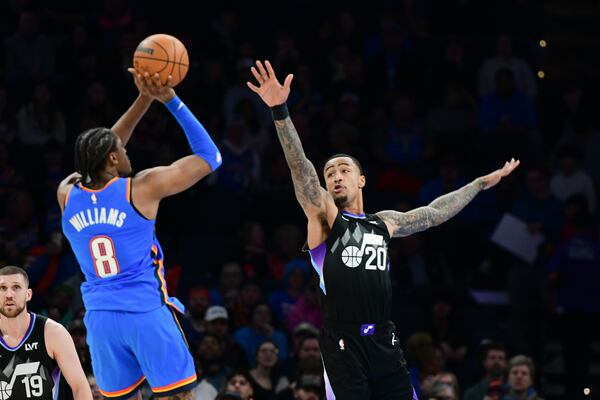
[
  {"left": 0, "top": 302, "right": 26, "bottom": 318},
  {"left": 334, "top": 195, "right": 348, "bottom": 208}
]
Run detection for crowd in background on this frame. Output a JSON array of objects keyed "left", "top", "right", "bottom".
[{"left": 1, "top": 0, "right": 599, "bottom": 399}]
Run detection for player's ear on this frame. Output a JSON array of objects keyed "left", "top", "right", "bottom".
[
  {"left": 358, "top": 175, "right": 366, "bottom": 189},
  {"left": 108, "top": 151, "right": 119, "bottom": 165},
  {"left": 26, "top": 288, "right": 32, "bottom": 302}
]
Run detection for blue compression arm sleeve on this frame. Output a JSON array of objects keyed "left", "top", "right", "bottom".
[{"left": 165, "top": 95, "right": 222, "bottom": 171}]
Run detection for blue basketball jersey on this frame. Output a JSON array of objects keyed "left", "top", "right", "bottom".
[{"left": 61, "top": 177, "right": 184, "bottom": 313}]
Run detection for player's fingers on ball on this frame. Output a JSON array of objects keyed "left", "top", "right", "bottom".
[
  {"left": 166, "top": 75, "right": 174, "bottom": 88},
  {"left": 256, "top": 60, "right": 268, "bottom": 79}
]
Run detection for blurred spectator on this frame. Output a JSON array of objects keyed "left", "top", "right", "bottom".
[
  {"left": 196, "top": 334, "right": 232, "bottom": 392},
  {"left": 373, "top": 95, "right": 424, "bottom": 166},
  {"left": 512, "top": 167, "right": 563, "bottom": 245},
  {"left": 180, "top": 286, "right": 211, "bottom": 345},
  {"left": 503, "top": 355, "right": 543, "bottom": 400},
  {"left": 0, "top": 86, "right": 16, "bottom": 141},
  {"left": 292, "top": 374, "right": 323, "bottom": 400},
  {"left": 478, "top": 35, "right": 536, "bottom": 98},
  {"left": 426, "top": 84, "right": 476, "bottom": 153},
  {"left": 211, "top": 261, "right": 243, "bottom": 307},
  {"left": 421, "top": 292, "right": 469, "bottom": 373},
  {"left": 213, "top": 120, "right": 261, "bottom": 193},
  {"left": 25, "top": 231, "right": 78, "bottom": 300},
  {"left": 4, "top": 12, "right": 55, "bottom": 89},
  {"left": 547, "top": 210, "right": 600, "bottom": 399},
  {"left": 426, "top": 381, "right": 459, "bottom": 400},
  {"left": 205, "top": 305, "right": 248, "bottom": 370},
  {"left": 559, "top": 194, "right": 596, "bottom": 241},
  {"left": 0, "top": 140, "right": 21, "bottom": 210},
  {"left": 0, "top": 189, "right": 40, "bottom": 262},
  {"left": 406, "top": 332, "right": 446, "bottom": 397},
  {"left": 478, "top": 68, "right": 536, "bottom": 135},
  {"left": 463, "top": 342, "right": 507, "bottom": 400},
  {"left": 553, "top": 122, "right": 600, "bottom": 186},
  {"left": 286, "top": 285, "right": 323, "bottom": 334},
  {"left": 235, "top": 222, "right": 268, "bottom": 279},
  {"left": 16, "top": 82, "right": 66, "bottom": 146},
  {"left": 231, "top": 279, "right": 264, "bottom": 328},
  {"left": 268, "top": 259, "right": 309, "bottom": 324},
  {"left": 248, "top": 340, "right": 290, "bottom": 399},
  {"left": 267, "top": 224, "right": 304, "bottom": 282},
  {"left": 549, "top": 145, "right": 596, "bottom": 212},
  {"left": 223, "top": 371, "right": 255, "bottom": 400},
  {"left": 234, "top": 303, "right": 289, "bottom": 366},
  {"left": 79, "top": 82, "right": 116, "bottom": 131},
  {"left": 224, "top": 58, "right": 270, "bottom": 126}
]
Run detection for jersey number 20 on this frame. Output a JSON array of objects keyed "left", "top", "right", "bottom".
[{"left": 90, "top": 236, "right": 120, "bottom": 278}]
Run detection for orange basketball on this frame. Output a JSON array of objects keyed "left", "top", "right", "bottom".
[{"left": 133, "top": 34, "right": 189, "bottom": 87}]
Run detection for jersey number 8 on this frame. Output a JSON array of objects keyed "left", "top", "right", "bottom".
[{"left": 89, "top": 236, "right": 120, "bottom": 278}]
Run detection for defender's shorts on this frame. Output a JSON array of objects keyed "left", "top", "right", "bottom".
[
  {"left": 320, "top": 320, "right": 418, "bottom": 400},
  {"left": 84, "top": 305, "right": 197, "bottom": 399}
]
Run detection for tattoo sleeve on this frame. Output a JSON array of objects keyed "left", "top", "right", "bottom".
[
  {"left": 377, "top": 178, "right": 484, "bottom": 237},
  {"left": 274, "top": 117, "right": 323, "bottom": 210}
]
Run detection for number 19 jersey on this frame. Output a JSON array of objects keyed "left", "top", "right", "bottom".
[
  {"left": 308, "top": 211, "right": 392, "bottom": 324},
  {"left": 61, "top": 177, "right": 184, "bottom": 313}
]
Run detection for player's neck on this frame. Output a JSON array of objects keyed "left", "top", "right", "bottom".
[
  {"left": 340, "top": 197, "right": 364, "bottom": 216},
  {"left": 0, "top": 310, "right": 31, "bottom": 340},
  {"left": 88, "top": 170, "right": 119, "bottom": 189}
]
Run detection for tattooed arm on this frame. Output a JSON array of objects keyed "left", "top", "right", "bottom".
[
  {"left": 377, "top": 178, "right": 484, "bottom": 237},
  {"left": 377, "top": 159, "right": 520, "bottom": 237},
  {"left": 273, "top": 117, "right": 329, "bottom": 214},
  {"left": 248, "top": 60, "right": 337, "bottom": 247}
]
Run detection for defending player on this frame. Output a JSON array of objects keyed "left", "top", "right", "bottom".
[
  {"left": 57, "top": 70, "right": 222, "bottom": 399},
  {"left": 0, "top": 266, "right": 92, "bottom": 400},
  {"left": 247, "top": 60, "right": 519, "bottom": 400}
]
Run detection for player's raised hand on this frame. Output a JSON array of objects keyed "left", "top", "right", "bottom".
[
  {"left": 247, "top": 60, "right": 294, "bottom": 107},
  {"left": 128, "top": 68, "right": 175, "bottom": 104},
  {"left": 480, "top": 158, "right": 521, "bottom": 190}
]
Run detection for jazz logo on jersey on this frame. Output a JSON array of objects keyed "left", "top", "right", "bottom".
[
  {"left": 341, "top": 233, "right": 387, "bottom": 270},
  {"left": 0, "top": 361, "right": 42, "bottom": 400}
]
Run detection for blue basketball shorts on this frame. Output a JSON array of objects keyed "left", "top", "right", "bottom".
[{"left": 84, "top": 305, "right": 197, "bottom": 399}]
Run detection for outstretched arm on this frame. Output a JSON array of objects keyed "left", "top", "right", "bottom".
[
  {"left": 133, "top": 73, "right": 221, "bottom": 209},
  {"left": 247, "top": 60, "right": 333, "bottom": 219},
  {"left": 378, "top": 159, "right": 520, "bottom": 237},
  {"left": 110, "top": 69, "right": 157, "bottom": 145}
]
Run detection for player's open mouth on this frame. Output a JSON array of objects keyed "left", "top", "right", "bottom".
[{"left": 333, "top": 185, "right": 344, "bottom": 194}]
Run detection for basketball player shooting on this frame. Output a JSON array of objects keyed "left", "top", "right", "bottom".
[
  {"left": 57, "top": 70, "right": 222, "bottom": 399},
  {"left": 247, "top": 60, "right": 519, "bottom": 400}
]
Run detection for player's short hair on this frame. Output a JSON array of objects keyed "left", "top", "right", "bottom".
[
  {"left": 0, "top": 266, "right": 29, "bottom": 287},
  {"left": 324, "top": 153, "right": 364, "bottom": 175},
  {"left": 74, "top": 127, "right": 118, "bottom": 186}
]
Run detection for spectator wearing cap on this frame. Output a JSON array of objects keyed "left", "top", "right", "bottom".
[
  {"left": 463, "top": 342, "right": 507, "bottom": 400},
  {"left": 180, "top": 286, "right": 211, "bottom": 346},
  {"left": 268, "top": 259, "right": 309, "bottom": 324},
  {"left": 205, "top": 305, "right": 248, "bottom": 370}
]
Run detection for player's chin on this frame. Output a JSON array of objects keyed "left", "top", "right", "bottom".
[{"left": 333, "top": 194, "right": 348, "bottom": 208}]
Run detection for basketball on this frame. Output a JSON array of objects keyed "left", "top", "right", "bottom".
[{"left": 133, "top": 34, "right": 189, "bottom": 87}]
